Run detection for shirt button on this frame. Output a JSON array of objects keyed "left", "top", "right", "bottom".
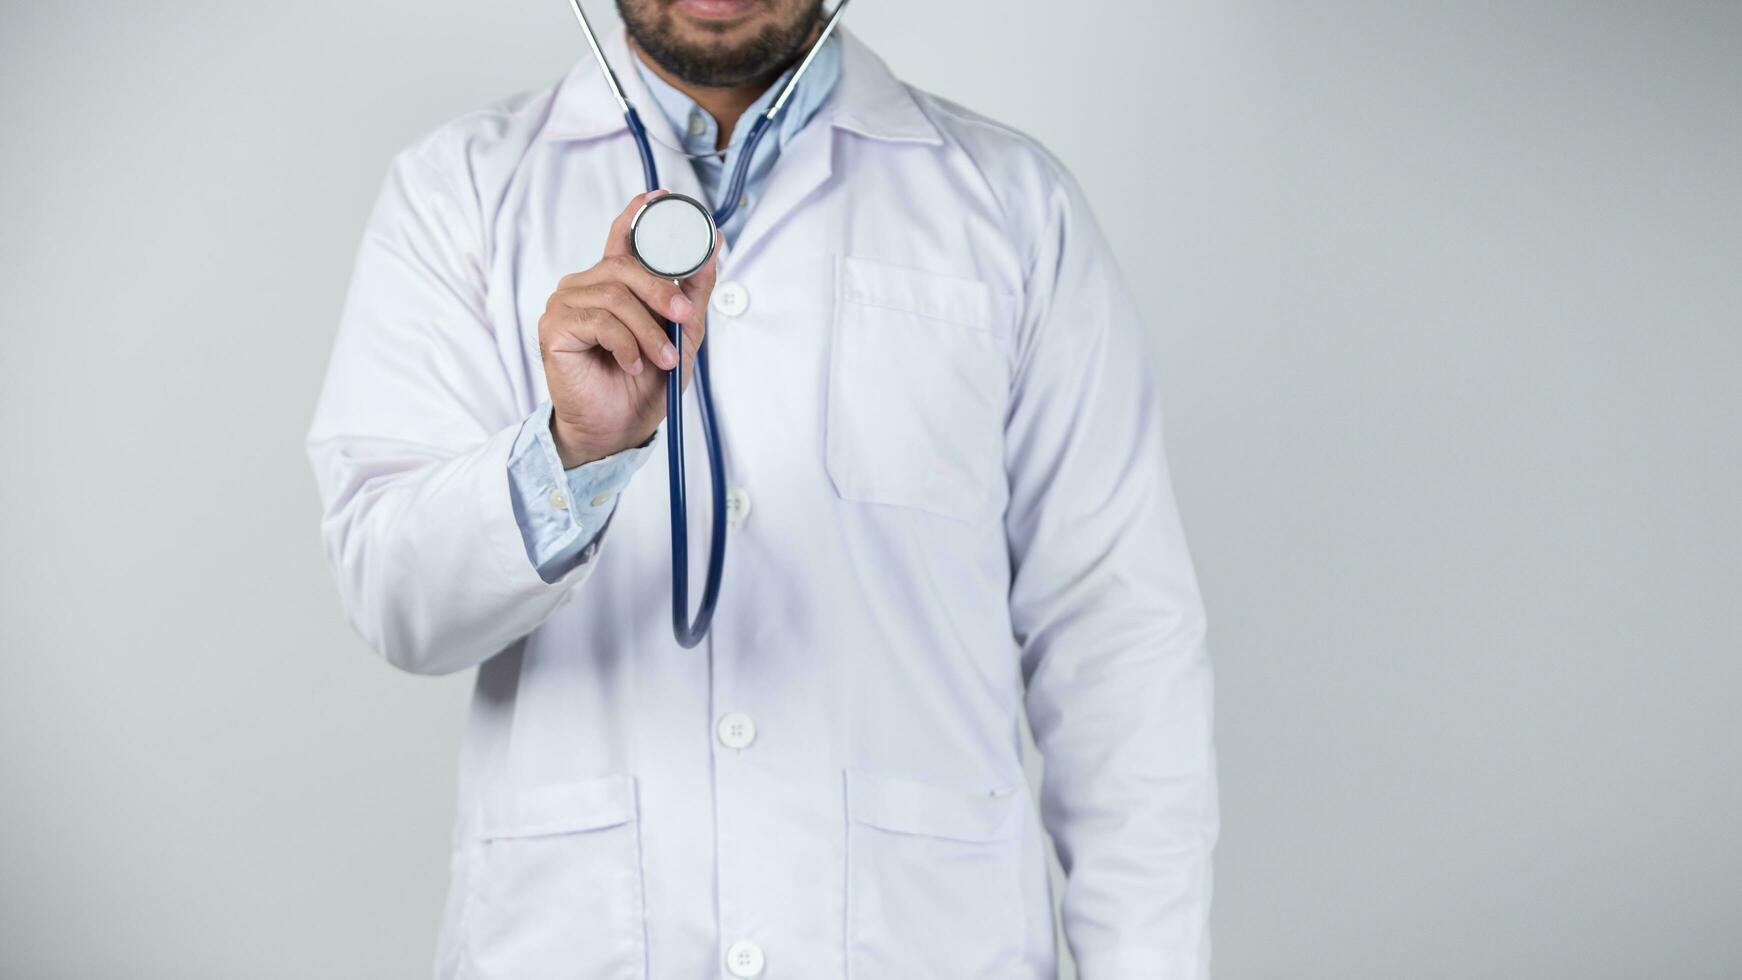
[
  {"left": 713, "top": 280, "right": 750, "bottom": 317},
  {"left": 590, "top": 492, "right": 614, "bottom": 508},
  {"left": 687, "top": 111, "right": 706, "bottom": 136},
  {"left": 547, "top": 488, "right": 568, "bottom": 511},
  {"left": 716, "top": 711, "right": 756, "bottom": 749},
  {"left": 725, "top": 487, "right": 752, "bottom": 528},
  {"left": 725, "top": 940, "right": 765, "bottom": 977}
]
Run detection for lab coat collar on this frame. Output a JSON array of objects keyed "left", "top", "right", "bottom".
[{"left": 539, "top": 24, "right": 940, "bottom": 147}]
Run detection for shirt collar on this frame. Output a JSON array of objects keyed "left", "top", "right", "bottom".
[
  {"left": 540, "top": 24, "right": 938, "bottom": 147},
  {"left": 630, "top": 32, "right": 840, "bottom": 157}
]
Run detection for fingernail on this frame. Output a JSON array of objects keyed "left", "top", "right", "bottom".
[
  {"left": 670, "top": 295, "right": 693, "bottom": 319},
  {"left": 659, "top": 343, "right": 677, "bottom": 367}
]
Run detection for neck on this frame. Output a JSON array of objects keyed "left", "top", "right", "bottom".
[{"left": 628, "top": 27, "right": 822, "bottom": 151}]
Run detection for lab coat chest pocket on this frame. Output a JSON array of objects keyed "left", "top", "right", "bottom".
[
  {"left": 826, "top": 256, "right": 1008, "bottom": 522},
  {"left": 846, "top": 770, "right": 1025, "bottom": 979},
  {"left": 462, "top": 774, "right": 645, "bottom": 980}
]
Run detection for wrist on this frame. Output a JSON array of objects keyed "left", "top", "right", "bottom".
[
  {"left": 550, "top": 413, "right": 657, "bottom": 468},
  {"left": 550, "top": 413, "right": 615, "bottom": 469}
]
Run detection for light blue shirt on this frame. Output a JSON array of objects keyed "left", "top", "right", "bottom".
[{"left": 507, "top": 39, "right": 843, "bottom": 581}]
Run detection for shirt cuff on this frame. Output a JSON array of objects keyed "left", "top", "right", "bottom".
[{"left": 506, "top": 402, "right": 656, "bottom": 582}]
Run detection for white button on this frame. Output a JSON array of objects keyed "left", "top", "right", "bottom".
[
  {"left": 713, "top": 280, "right": 750, "bottom": 317},
  {"left": 717, "top": 711, "right": 756, "bottom": 749},
  {"left": 725, "top": 940, "right": 764, "bottom": 977},
  {"left": 547, "top": 488, "right": 568, "bottom": 511},
  {"left": 725, "top": 487, "right": 752, "bottom": 528},
  {"left": 590, "top": 492, "right": 614, "bottom": 508},
  {"left": 687, "top": 112, "right": 706, "bottom": 136}
]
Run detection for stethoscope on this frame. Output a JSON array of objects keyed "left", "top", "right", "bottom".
[{"left": 564, "top": 0, "right": 852, "bottom": 647}]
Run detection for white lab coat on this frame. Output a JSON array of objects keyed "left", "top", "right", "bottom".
[{"left": 308, "top": 26, "right": 1216, "bottom": 980}]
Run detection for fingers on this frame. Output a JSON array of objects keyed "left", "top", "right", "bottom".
[
  {"left": 590, "top": 313, "right": 647, "bottom": 375},
  {"left": 560, "top": 282, "right": 679, "bottom": 371},
  {"left": 550, "top": 306, "right": 650, "bottom": 375},
  {"left": 672, "top": 229, "right": 722, "bottom": 361},
  {"left": 561, "top": 254, "right": 693, "bottom": 325},
  {"left": 679, "top": 228, "right": 724, "bottom": 308},
  {"left": 676, "top": 304, "right": 706, "bottom": 371},
  {"left": 542, "top": 195, "right": 720, "bottom": 384}
]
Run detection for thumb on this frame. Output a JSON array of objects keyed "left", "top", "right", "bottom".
[
  {"left": 676, "top": 229, "right": 723, "bottom": 357},
  {"left": 680, "top": 228, "right": 725, "bottom": 308}
]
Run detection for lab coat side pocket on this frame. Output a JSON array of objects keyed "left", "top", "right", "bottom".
[
  {"left": 826, "top": 255, "right": 1007, "bottom": 523},
  {"left": 461, "top": 774, "right": 646, "bottom": 980},
  {"left": 845, "top": 769, "right": 1025, "bottom": 980}
]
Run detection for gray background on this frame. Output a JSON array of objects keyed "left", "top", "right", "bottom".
[{"left": 2, "top": 1, "right": 1738, "bottom": 977}]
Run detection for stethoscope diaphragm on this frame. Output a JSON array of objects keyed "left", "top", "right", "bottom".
[{"left": 629, "top": 193, "right": 717, "bottom": 280}]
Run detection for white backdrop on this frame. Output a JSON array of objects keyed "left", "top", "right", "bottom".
[{"left": 2, "top": 1, "right": 1738, "bottom": 977}]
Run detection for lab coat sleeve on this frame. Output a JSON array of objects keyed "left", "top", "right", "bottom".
[
  {"left": 1003, "top": 168, "right": 1218, "bottom": 979},
  {"left": 507, "top": 401, "right": 656, "bottom": 582},
  {"left": 306, "top": 140, "right": 607, "bottom": 675}
]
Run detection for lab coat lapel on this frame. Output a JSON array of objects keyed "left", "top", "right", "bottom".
[
  {"left": 724, "top": 121, "right": 834, "bottom": 270},
  {"left": 720, "top": 29, "right": 941, "bottom": 270},
  {"left": 540, "top": 27, "right": 942, "bottom": 272},
  {"left": 540, "top": 27, "right": 629, "bottom": 143}
]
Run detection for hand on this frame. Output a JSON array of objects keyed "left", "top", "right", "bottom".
[{"left": 538, "top": 190, "right": 722, "bottom": 467}]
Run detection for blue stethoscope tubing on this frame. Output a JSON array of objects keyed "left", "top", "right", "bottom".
[
  {"left": 566, "top": 0, "right": 850, "bottom": 648},
  {"left": 630, "top": 109, "right": 772, "bottom": 649}
]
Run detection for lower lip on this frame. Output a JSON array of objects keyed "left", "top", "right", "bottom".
[{"left": 676, "top": 0, "right": 756, "bottom": 19}]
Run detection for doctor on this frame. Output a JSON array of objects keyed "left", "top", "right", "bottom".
[{"left": 308, "top": 0, "right": 1216, "bottom": 977}]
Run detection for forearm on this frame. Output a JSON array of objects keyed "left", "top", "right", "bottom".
[
  {"left": 312, "top": 421, "right": 601, "bottom": 675},
  {"left": 1017, "top": 480, "right": 1217, "bottom": 973},
  {"left": 1028, "top": 613, "right": 1217, "bottom": 978}
]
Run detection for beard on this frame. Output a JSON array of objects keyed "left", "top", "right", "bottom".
[{"left": 618, "top": 0, "right": 824, "bottom": 88}]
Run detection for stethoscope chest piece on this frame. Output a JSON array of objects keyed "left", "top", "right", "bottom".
[{"left": 630, "top": 193, "right": 717, "bottom": 279}]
